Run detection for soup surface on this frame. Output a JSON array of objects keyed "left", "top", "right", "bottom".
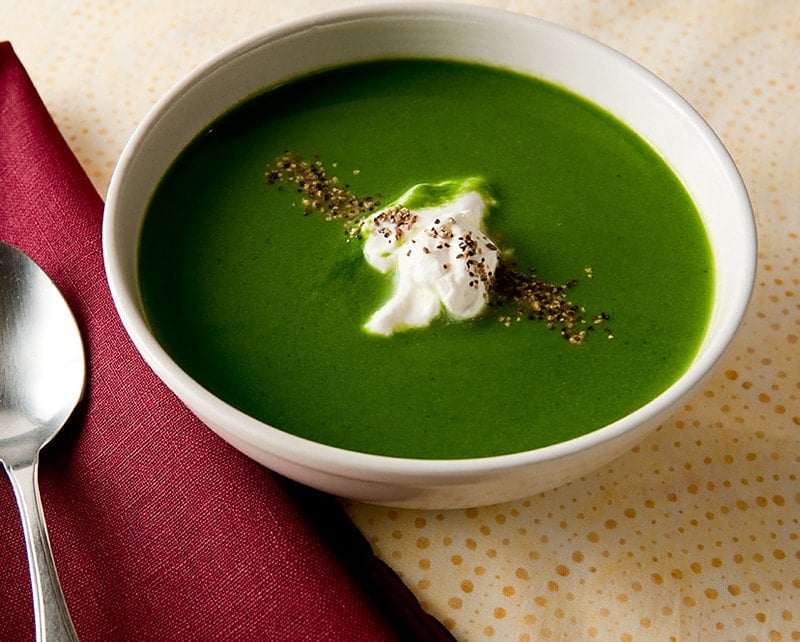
[{"left": 139, "top": 59, "right": 713, "bottom": 459}]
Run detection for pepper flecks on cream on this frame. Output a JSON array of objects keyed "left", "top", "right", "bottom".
[
  {"left": 265, "top": 154, "right": 609, "bottom": 343},
  {"left": 360, "top": 187, "right": 500, "bottom": 335}
]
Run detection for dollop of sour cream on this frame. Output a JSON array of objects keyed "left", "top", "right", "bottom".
[{"left": 359, "top": 181, "right": 500, "bottom": 336}]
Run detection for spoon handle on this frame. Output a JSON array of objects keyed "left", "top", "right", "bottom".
[{"left": 4, "top": 459, "right": 79, "bottom": 642}]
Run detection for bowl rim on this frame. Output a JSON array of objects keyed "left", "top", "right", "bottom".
[{"left": 103, "top": 1, "right": 757, "bottom": 483}]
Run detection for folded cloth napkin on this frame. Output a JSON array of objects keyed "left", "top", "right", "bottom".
[{"left": 0, "top": 41, "right": 453, "bottom": 642}]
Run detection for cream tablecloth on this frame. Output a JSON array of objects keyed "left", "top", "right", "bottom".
[{"left": 3, "top": 1, "right": 797, "bottom": 640}]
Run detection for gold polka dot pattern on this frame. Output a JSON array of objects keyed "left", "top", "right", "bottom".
[{"left": 4, "top": 1, "right": 797, "bottom": 639}]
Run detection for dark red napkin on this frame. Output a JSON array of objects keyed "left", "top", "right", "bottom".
[{"left": 0, "top": 41, "right": 453, "bottom": 642}]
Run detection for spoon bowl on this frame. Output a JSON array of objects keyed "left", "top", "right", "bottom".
[{"left": 0, "top": 241, "right": 83, "bottom": 640}]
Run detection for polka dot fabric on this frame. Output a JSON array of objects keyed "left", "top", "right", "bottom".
[{"left": 4, "top": 1, "right": 797, "bottom": 639}]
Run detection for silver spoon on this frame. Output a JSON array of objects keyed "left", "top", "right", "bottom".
[{"left": 0, "top": 242, "right": 83, "bottom": 641}]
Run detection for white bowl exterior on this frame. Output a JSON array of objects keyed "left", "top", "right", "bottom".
[{"left": 104, "top": 4, "right": 756, "bottom": 508}]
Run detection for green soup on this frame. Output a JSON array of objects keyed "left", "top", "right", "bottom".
[{"left": 139, "top": 59, "right": 713, "bottom": 459}]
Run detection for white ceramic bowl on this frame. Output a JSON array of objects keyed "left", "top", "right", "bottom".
[{"left": 103, "top": 3, "right": 756, "bottom": 509}]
